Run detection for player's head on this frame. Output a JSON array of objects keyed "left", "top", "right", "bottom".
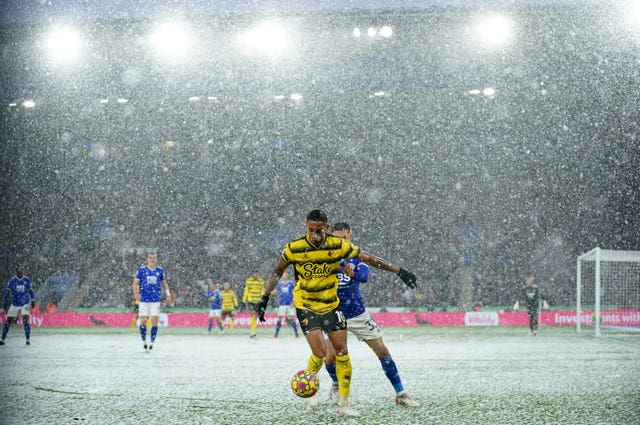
[
  {"left": 210, "top": 282, "right": 217, "bottom": 290},
  {"left": 331, "top": 222, "right": 352, "bottom": 241},
  {"left": 223, "top": 282, "right": 231, "bottom": 290},
  {"left": 525, "top": 275, "right": 534, "bottom": 285},
  {"left": 306, "top": 209, "right": 329, "bottom": 247},
  {"left": 146, "top": 252, "right": 158, "bottom": 268},
  {"left": 15, "top": 264, "right": 23, "bottom": 278},
  {"left": 252, "top": 270, "right": 261, "bottom": 279},
  {"left": 281, "top": 270, "right": 288, "bottom": 281}
]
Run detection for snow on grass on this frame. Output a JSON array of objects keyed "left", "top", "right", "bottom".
[{"left": 0, "top": 326, "right": 638, "bottom": 424}]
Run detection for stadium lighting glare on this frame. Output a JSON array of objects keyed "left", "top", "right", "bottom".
[
  {"left": 116, "top": 98, "right": 128, "bottom": 104},
  {"left": 367, "top": 27, "right": 376, "bottom": 37},
  {"left": 46, "top": 26, "right": 82, "bottom": 62},
  {"left": 8, "top": 103, "right": 18, "bottom": 107},
  {"left": 373, "top": 91, "right": 385, "bottom": 97},
  {"left": 22, "top": 100, "right": 36, "bottom": 108},
  {"left": 380, "top": 26, "right": 393, "bottom": 38},
  {"left": 476, "top": 15, "right": 513, "bottom": 45},
  {"left": 353, "top": 27, "right": 361, "bottom": 37},
  {"left": 468, "top": 89, "right": 481, "bottom": 95},
  {"left": 99, "top": 98, "right": 109, "bottom": 104},
  {"left": 207, "top": 96, "right": 217, "bottom": 101},
  {"left": 274, "top": 94, "right": 285, "bottom": 100},
  {"left": 240, "top": 23, "right": 288, "bottom": 54},
  {"left": 483, "top": 87, "right": 496, "bottom": 96},
  {"left": 290, "top": 93, "right": 302, "bottom": 101},
  {"left": 149, "top": 23, "right": 190, "bottom": 60},
  {"left": 188, "top": 96, "right": 200, "bottom": 102}
]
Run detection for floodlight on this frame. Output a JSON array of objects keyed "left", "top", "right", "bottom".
[
  {"left": 482, "top": 87, "right": 496, "bottom": 96},
  {"left": 150, "top": 23, "right": 190, "bottom": 59},
  {"left": 240, "top": 23, "right": 287, "bottom": 54},
  {"left": 353, "top": 27, "right": 361, "bottom": 37},
  {"left": 380, "top": 26, "right": 393, "bottom": 38},
  {"left": 46, "top": 27, "right": 82, "bottom": 62},
  {"left": 373, "top": 91, "right": 385, "bottom": 97},
  {"left": 23, "top": 100, "right": 36, "bottom": 108},
  {"left": 468, "top": 89, "right": 481, "bottom": 95},
  {"left": 367, "top": 27, "right": 376, "bottom": 38},
  {"left": 116, "top": 98, "right": 128, "bottom": 104},
  {"left": 99, "top": 98, "right": 109, "bottom": 104},
  {"left": 290, "top": 93, "right": 302, "bottom": 101},
  {"left": 188, "top": 96, "right": 200, "bottom": 102},
  {"left": 8, "top": 103, "right": 18, "bottom": 107},
  {"left": 476, "top": 15, "right": 513, "bottom": 45},
  {"left": 274, "top": 95, "right": 285, "bottom": 100}
]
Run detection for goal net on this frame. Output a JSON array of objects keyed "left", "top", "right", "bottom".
[{"left": 576, "top": 248, "right": 640, "bottom": 336}]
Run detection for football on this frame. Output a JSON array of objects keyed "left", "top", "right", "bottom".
[{"left": 290, "top": 369, "right": 319, "bottom": 398}]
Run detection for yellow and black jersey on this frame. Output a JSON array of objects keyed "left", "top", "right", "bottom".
[
  {"left": 221, "top": 289, "right": 239, "bottom": 311},
  {"left": 283, "top": 234, "right": 360, "bottom": 315},
  {"left": 242, "top": 277, "right": 264, "bottom": 303}
]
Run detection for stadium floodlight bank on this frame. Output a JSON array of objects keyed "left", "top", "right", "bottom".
[{"left": 576, "top": 247, "right": 640, "bottom": 336}]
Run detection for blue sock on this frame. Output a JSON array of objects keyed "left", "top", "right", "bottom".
[
  {"left": 288, "top": 319, "right": 299, "bottom": 336},
  {"left": 380, "top": 355, "right": 404, "bottom": 393},
  {"left": 23, "top": 317, "right": 31, "bottom": 340},
  {"left": 140, "top": 324, "right": 147, "bottom": 342},
  {"left": 208, "top": 321, "right": 213, "bottom": 333},
  {"left": 275, "top": 320, "right": 282, "bottom": 336},
  {"left": 217, "top": 320, "right": 223, "bottom": 331},
  {"left": 325, "top": 362, "right": 339, "bottom": 383},
  {"left": 2, "top": 320, "right": 10, "bottom": 341},
  {"left": 150, "top": 326, "right": 158, "bottom": 343}
]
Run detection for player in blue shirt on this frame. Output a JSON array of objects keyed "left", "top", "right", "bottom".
[
  {"left": 324, "top": 223, "right": 418, "bottom": 407},
  {"left": 1, "top": 265, "right": 36, "bottom": 346},
  {"left": 272, "top": 271, "right": 300, "bottom": 338},
  {"left": 132, "top": 252, "right": 170, "bottom": 351},
  {"left": 201, "top": 281, "right": 224, "bottom": 334}
]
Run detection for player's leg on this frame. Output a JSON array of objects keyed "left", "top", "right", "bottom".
[
  {"left": 249, "top": 306, "right": 257, "bottom": 338},
  {"left": 323, "top": 334, "right": 340, "bottom": 404},
  {"left": 1, "top": 311, "right": 16, "bottom": 344},
  {"left": 274, "top": 314, "right": 284, "bottom": 337},
  {"left": 130, "top": 305, "right": 139, "bottom": 331},
  {"left": 148, "top": 303, "right": 160, "bottom": 347},
  {"left": 229, "top": 312, "right": 235, "bottom": 332},
  {"left": 287, "top": 307, "right": 300, "bottom": 337},
  {"left": 214, "top": 310, "right": 223, "bottom": 333},
  {"left": 208, "top": 310, "right": 214, "bottom": 333},
  {"left": 22, "top": 309, "right": 31, "bottom": 344},
  {"left": 138, "top": 302, "right": 150, "bottom": 348}
]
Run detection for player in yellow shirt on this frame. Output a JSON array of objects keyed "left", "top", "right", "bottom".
[
  {"left": 256, "top": 209, "right": 417, "bottom": 416},
  {"left": 242, "top": 271, "right": 264, "bottom": 339},
  {"left": 221, "top": 282, "right": 239, "bottom": 333}
]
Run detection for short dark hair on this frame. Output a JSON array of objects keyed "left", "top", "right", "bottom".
[
  {"left": 307, "top": 209, "right": 328, "bottom": 223},
  {"left": 332, "top": 222, "right": 350, "bottom": 232}
]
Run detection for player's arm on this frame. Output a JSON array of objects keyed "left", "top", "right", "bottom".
[
  {"left": 161, "top": 279, "right": 171, "bottom": 302},
  {"left": 2, "top": 284, "right": 9, "bottom": 311},
  {"left": 28, "top": 281, "right": 36, "bottom": 308},
  {"left": 256, "top": 258, "right": 288, "bottom": 321},
  {"left": 357, "top": 250, "right": 417, "bottom": 288},
  {"left": 132, "top": 278, "right": 141, "bottom": 302}
]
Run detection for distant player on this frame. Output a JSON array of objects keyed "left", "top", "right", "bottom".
[
  {"left": 221, "top": 282, "right": 239, "bottom": 333},
  {"left": 324, "top": 223, "right": 418, "bottom": 407},
  {"left": 1, "top": 265, "right": 36, "bottom": 346},
  {"left": 132, "top": 252, "right": 170, "bottom": 351},
  {"left": 201, "top": 281, "right": 223, "bottom": 335},
  {"left": 242, "top": 271, "right": 264, "bottom": 339},
  {"left": 272, "top": 271, "right": 300, "bottom": 338},
  {"left": 513, "top": 274, "right": 546, "bottom": 336}
]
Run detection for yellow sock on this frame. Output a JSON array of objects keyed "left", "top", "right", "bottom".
[
  {"left": 307, "top": 354, "right": 324, "bottom": 374},
  {"left": 250, "top": 316, "right": 257, "bottom": 334},
  {"left": 130, "top": 316, "right": 137, "bottom": 330},
  {"left": 230, "top": 319, "right": 235, "bottom": 331},
  {"left": 335, "top": 354, "right": 352, "bottom": 398}
]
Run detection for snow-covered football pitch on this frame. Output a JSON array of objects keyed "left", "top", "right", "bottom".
[{"left": 0, "top": 326, "right": 638, "bottom": 424}]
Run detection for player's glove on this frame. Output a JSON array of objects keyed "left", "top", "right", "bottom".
[
  {"left": 256, "top": 295, "right": 269, "bottom": 322},
  {"left": 397, "top": 268, "right": 417, "bottom": 289},
  {"left": 30, "top": 300, "right": 36, "bottom": 309}
]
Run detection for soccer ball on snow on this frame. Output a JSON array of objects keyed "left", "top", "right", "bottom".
[{"left": 290, "top": 369, "right": 319, "bottom": 398}]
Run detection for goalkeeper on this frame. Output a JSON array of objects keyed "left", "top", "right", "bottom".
[
  {"left": 513, "top": 274, "right": 547, "bottom": 336},
  {"left": 255, "top": 209, "right": 417, "bottom": 417}
]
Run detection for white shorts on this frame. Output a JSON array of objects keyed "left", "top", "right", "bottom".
[
  {"left": 138, "top": 302, "right": 160, "bottom": 317},
  {"left": 7, "top": 303, "right": 31, "bottom": 318},
  {"left": 346, "top": 311, "right": 383, "bottom": 341},
  {"left": 277, "top": 305, "right": 296, "bottom": 317},
  {"left": 209, "top": 309, "right": 222, "bottom": 318}
]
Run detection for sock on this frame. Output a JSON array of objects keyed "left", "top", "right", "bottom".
[
  {"left": 307, "top": 353, "right": 324, "bottom": 373},
  {"left": 150, "top": 326, "right": 158, "bottom": 343},
  {"left": 230, "top": 319, "right": 235, "bottom": 331},
  {"left": 208, "top": 321, "right": 213, "bottom": 333},
  {"left": 2, "top": 320, "right": 11, "bottom": 341},
  {"left": 289, "top": 319, "right": 299, "bottom": 336},
  {"left": 140, "top": 324, "right": 147, "bottom": 342},
  {"left": 275, "top": 320, "right": 282, "bottom": 336},
  {"left": 380, "top": 355, "right": 404, "bottom": 393},
  {"left": 250, "top": 316, "right": 257, "bottom": 335},
  {"left": 131, "top": 315, "right": 137, "bottom": 330},
  {"left": 335, "top": 354, "right": 352, "bottom": 398},
  {"left": 23, "top": 317, "right": 31, "bottom": 340},
  {"left": 325, "top": 362, "right": 339, "bottom": 383}
]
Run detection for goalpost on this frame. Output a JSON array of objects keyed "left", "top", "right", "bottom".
[{"left": 576, "top": 247, "right": 640, "bottom": 336}]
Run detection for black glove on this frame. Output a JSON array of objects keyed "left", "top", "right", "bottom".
[
  {"left": 30, "top": 300, "right": 36, "bottom": 309},
  {"left": 397, "top": 268, "right": 417, "bottom": 289},
  {"left": 256, "top": 295, "right": 270, "bottom": 322}
]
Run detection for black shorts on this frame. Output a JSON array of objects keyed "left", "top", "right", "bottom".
[
  {"left": 222, "top": 310, "right": 235, "bottom": 318},
  {"left": 296, "top": 307, "right": 346, "bottom": 335},
  {"left": 133, "top": 304, "right": 139, "bottom": 313},
  {"left": 246, "top": 302, "right": 260, "bottom": 312}
]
